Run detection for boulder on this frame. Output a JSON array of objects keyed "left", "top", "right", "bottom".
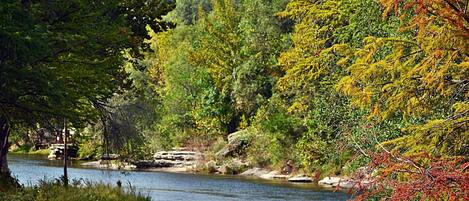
[
  {"left": 47, "top": 145, "right": 79, "bottom": 160},
  {"left": 239, "top": 168, "right": 270, "bottom": 177},
  {"left": 215, "top": 130, "right": 252, "bottom": 158},
  {"left": 128, "top": 149, "right": 202, "bottom": 170},
  {"left": 206, "top": 160, "right": 218, "bottom": 173},
  {"left": 338, "top": 180, "right": 355, "bottom": 189},
  {"left": 217, "top": 165, "right": 231, "bottom": 174},
  {"left": 318, "top": 176, "right": 343, "bottom": 186},
  {"left": 217, "top": 159, "right": 247, "bottom": 175},
  {"left": 81, "top": 161, "right": 101, "bottom": 167},
  {"left": 259, "top": 170, "right": 289, "bottom": 180},
  {"left": 288, "top": 175, "right": 313, "bottom": 183},
  {"left": 154, "top": 151, "right": 197, "bottom": 161}
]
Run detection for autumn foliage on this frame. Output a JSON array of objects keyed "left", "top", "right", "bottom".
[
  {"left": 382, "top": 0, "right": 469, "bottom": 38},
  {"left": 353, "top": 152, "right": 469, "bottom": 201}
]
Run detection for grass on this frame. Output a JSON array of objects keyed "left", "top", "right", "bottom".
[
  {"left": 28, "top": 149, "right": 50, "bottom": 155},
  {"left": 0, "top": 179, "right": 150, "bottom": 201},
  {"left": 10, "top": 145, "right": 49, "bottom": 156}
]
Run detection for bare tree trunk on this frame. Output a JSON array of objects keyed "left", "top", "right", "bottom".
[{"left": 0, "top": 114, "right": 11, "bottom": 181}]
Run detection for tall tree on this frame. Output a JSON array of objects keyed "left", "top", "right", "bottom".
[
  {"left": 0, "top": 0, "right": 173, "bottom": 181},
  {"left": 338, "top": 0, "right": 469, "bottom": 156}
]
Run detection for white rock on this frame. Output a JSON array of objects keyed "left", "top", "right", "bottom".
[
  {"left": 259, "top": 171, "right": 289, "bottom": 180},
  {"left": 239, "top": 168, "right": 270, "bottom": 177},
  {"left": 318, "top": 176, "right": 342, "bottom": 186},
  {"left": 338, "top": 180, "right": 355, "bottom": 189}
]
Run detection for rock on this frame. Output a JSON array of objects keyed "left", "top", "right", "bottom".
[
  {"left": 48, "top": 148, "right": 61, "bottom": 159},
  {"left": 217, "top": 165, "right": 232, "bottom": 174},
  {"left": 154, "top": 151, "right": 198, "bottom": 161},
  {"left": 259, "top": 170, "right": 289, "bottom": 180},
  {"left": 149, "top": 149, "right": 201, "bottom": 169},
  {"left": 117, "top": 149, "right": 202, "bottom": 170},
  {"left": 81, "top": 161, "right": 101, "bottom": 167},
  {"left": 239, "top": 168, "right": 270, "bottom": 177},
  {"left": 215, "top": 130, "right": 253, "bottom": 158},
  {"left": 338, "top": 180, "right": 355, "bottom": 189},
  {"left": 100, "top": 154, "right": 120, "bottom": 160},
  {"left": 288, "top": 175, "right": 313, "bottom": 183},
  {"left": 133, "top": 160, "right": 159, "bottom": 168},
  {"left": 217, "top": 159, "right": 247, "bottom": 175},
  {"left": 47, "top": 144, "right": 78, "bottom": 160},
  {"left": 206, "top": 160, "right": 218, "bottom": 173},
  {"left": 318, "top": 176, "right": 365, "bottom": 189},
  {"left": 318, "top": 176, "right": 343, "bottom": 186}
]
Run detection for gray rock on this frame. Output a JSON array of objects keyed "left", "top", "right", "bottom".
[
  {"left": 206, "top": 160, "right": 218, "bottom": 173},
  {"left": 153, "top": 151, "right": 198, "bottom": 161},
  {"left": 131, "top": 148, "right": 202, "bottom": 170},
  {"left": 217, "top": 159, "right": 247, "bottom": 175},
  {"left": 217, "top": 165, "right": 231, "bottom": 174},
  {"left": 239, "top": 168, "right": 270, "bottom": 177},
  {"left": 318, "top": 176, "right": 342, "bottom": 186},
  {"left": 260, "top": 170, "right": 290, "bottom": 180},
  {"left": 338, "top": 180, "right": 355, "bottom": 189},
  {"left": 288, "top": 175, "right": 313, "bottom": 183},
  {"left": 215, "top": 130, "right": 253, "bottom": 159},
  {"left": 318, "top": 178, "right": 371, "bottom": 189}
]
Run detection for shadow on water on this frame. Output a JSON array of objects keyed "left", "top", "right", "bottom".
[{"left": 8, "top": 153, "right": 351, "bottom": 201}]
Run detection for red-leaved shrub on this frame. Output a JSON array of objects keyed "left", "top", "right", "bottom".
[{"left": 352, "top": 152, "right": 469, "bottom": 201}]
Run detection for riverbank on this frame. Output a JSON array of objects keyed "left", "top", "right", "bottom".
[{"left": 79, "top": 159, "right": 362, "bottom": 190}]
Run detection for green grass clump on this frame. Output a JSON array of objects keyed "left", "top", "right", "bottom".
[
  {"left": 28, "top": 149, "right": 50, "bottom": 155},
  {"left": 0, "top": 179, "right": 150, "bottom": 201}
]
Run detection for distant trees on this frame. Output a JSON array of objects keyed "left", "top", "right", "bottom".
[{"left": 140, "top": 0, "right": 289, "bottom": 149}]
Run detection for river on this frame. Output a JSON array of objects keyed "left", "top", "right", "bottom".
[{"left": 8, "top": 154, "right": 350, "bottom": 201}]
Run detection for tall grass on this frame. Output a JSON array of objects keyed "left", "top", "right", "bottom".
[{"left": 0, "top": 179, "right": 150, "bottom": 201}]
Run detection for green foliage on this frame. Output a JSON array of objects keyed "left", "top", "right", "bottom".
[
  {"left": 140, "top": 0, "right": 289, "bottom": 150},
  {"left": 164, "top": 0, "right": 212, "bottom": 25},
  {"left": 337, "top": 0, "right": 469, "bottom": 156}
]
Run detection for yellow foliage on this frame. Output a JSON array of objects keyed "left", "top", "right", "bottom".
[{"left": 339, "top": 1, "right": 469, "bottom": 156}]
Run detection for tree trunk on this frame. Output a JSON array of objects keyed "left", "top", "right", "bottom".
[
  {"left": 63, "top": 118, "right": 68, "bottom": 187},
  {"left": 0, "top": 114, "right": 12, "bottom": 182}
]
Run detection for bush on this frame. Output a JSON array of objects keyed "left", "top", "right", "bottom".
[
  {"left": 78, "top": 140, "right": 102, "bottom": 160},
  {"left": 353, "top": 152, "right": 469, "bottom": 201}
]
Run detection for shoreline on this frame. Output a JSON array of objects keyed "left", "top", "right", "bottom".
[
  {"left": 9, "top": 153, "right": 361, "bottom": 190},
  {"left": 79, "top": 159, "right": 359, "bottom": 190}
]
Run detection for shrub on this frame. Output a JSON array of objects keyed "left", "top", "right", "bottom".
[{"left": 353, "top": 152, "right": 469, "bottom": 201}]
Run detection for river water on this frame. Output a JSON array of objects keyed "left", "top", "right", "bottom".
[{"left": 8, "top": 154, "right": 350, "bottom": 201}]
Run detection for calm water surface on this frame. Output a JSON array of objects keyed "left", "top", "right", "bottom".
[{"left": 8, "top": 154, "right": 350, "bottom": 201}]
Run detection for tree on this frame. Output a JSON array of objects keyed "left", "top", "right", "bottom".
[
  {"left": 0, "top": 0, "right": 173, "bottom": 181},
  {"left": 338, "top": 0, "right": 469, "bottom": 156},
  {"left": 142, "top": 0, "right": 288, "bottom": 149},
  {"left": 268, "top": 0, "right": 402, "bottom": 172}
]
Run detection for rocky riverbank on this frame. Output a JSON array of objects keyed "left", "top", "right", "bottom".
[
  {"left": 80, "top": 130, "right": 371, "bottom": 190},
  {"left": 80, "top": 156, "right": 366, "bottom": 190}
]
